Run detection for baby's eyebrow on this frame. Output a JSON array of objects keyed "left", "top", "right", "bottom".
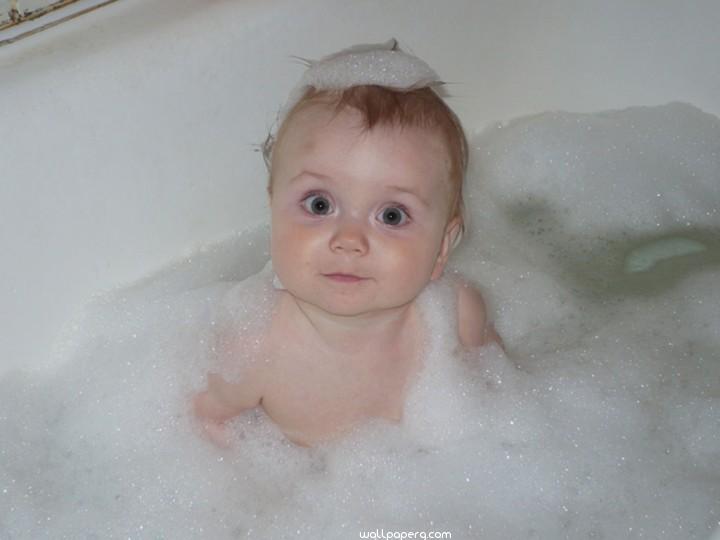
[
  {"left": 386, "top": 185, "right": 430, "bottom": 208},
  {"left": 290, "top": 170, "right": 332, "bottom": 183}
]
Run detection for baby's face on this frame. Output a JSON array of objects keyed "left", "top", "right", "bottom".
[{"left": 269, "top": 104, "right": 459, "bottom": 317}]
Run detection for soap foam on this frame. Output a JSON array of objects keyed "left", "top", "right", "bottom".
[{"left": 1, "top": 103, "right": 719, "bottom": 539}]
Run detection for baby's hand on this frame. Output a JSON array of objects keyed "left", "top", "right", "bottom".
[
  {"left": 192, "top": 374, "right": 237, "bottom": 449},
  {"left": 194, "top": 373, "right": 236, "bottom": 419},
  {"left": 192, "top": 370, "right": 263, "bottom": 448},
  {"left": 196, "top": 413, "right": 233, "bottom": 449}
]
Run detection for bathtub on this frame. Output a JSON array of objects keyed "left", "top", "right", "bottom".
[
  {"left": 1, "top": 0, "right": 719, "bottom": 537},
  {"left": 1, "top": 0, "right": 719, "bottom": 376}
]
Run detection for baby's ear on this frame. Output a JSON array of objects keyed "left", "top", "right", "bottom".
[{"left": 431, "top": 217, "right": 462, "bottom": 280}]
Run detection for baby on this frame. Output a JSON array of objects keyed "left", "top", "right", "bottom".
[{"left": 193, "top": 40, "right": 501, "bottom": 447}]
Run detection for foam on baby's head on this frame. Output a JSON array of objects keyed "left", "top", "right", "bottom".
[
  {"left": 283, "top": 38, "right": 444, "bottom": 112},
  {"left": 263, "top": 39, "right": 469, "bottom": 229}
]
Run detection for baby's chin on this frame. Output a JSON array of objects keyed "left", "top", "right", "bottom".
[{"left": 290, "top": 291, "right": 419, "bottom": 319}]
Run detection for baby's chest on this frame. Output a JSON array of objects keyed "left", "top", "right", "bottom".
[{"left": 261, "top": 347, "right": 415, "bottom": 438}]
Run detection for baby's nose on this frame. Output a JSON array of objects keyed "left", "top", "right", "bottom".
[{"left": 329, "top": 220, "right": 369, "bottom": 255}]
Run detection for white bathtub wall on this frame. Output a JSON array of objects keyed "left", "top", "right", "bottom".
[{"left": 1, "top": 0, "right": 719, "bottom": 374}]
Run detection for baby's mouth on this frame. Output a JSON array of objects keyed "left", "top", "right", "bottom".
[{"left": 322, "top": 273, "right": 368, "bottom": 283}]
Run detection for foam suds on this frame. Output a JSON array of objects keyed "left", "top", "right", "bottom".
[{"left": 1, "top": 103, "right": 719, "bottom": 539}]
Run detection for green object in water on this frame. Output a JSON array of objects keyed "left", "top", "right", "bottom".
[{"left": 624, "top": 237, "right": 707, "bottom": 273}]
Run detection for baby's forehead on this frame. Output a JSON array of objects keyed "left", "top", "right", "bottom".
[
  {"left": 279, "top": 102, "right": 450, "bottom": 159},
  {"left": 274, "top": 110, "right": 452, "bottom": 202}
]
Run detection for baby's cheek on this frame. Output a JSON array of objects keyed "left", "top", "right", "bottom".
[
  {"left": 383, "top": 242, "right": 437, "bottom": 287},
  {"left": 272, "top": 226, "right": 321, "bottom": 281}
]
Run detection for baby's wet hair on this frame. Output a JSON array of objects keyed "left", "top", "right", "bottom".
[{"left": 263, "top": 85, "right": 468, "bottom": 240}]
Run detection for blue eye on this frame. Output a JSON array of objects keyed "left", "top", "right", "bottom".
[
  {"left": 302, "top": 194, "right": 332, "bottom": 215},
  {"left": 378, "top": 206, "right": 409, "bottom": 226}
]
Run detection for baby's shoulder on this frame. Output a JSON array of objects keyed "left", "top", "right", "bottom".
[
  {"left": 456, "top": 281, "right": 489, "bottom": 345},
  {"left": 454, "top": 277, "right": 488, "bottom": 318},
  {"left": 211, "top": 264, "right": 282, "bottom": 374},
  {"left": 452, "top": 274, "right": 503, "bottom": 349},
  {"left": 424, "top": 271, "right": 495, "bottom": 349},
  {"left": 422, "top": 271, "right": 484, "bottom": 309}
]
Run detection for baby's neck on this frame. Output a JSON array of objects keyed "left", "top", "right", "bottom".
[{"left": 289, "top": 296, "right": 418, "bottom": 356}]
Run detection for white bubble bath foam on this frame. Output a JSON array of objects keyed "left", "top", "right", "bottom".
[
  {"left": 1, "top": 101, "right": 717, "bottom": 539},
  {"left": 1, "top": 2, "right": 719, "bottom": 539}
]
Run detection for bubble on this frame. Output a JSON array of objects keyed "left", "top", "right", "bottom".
[{"left": 2, "top": 105, "right": 719, "bottom": 539}]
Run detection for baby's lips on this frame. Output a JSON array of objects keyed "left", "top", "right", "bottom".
[{"left": 322, "top": 272, "right": 369, "bottom": 282}]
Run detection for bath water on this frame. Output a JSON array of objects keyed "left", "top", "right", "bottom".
[{"left": 1, "top": 103, "right": 718, "bottom": 539}]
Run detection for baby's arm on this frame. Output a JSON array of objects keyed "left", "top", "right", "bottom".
[
  {"left": 193, "top": 363, "right": 266, "bottom": 447},
  {"left": 456, "top": 280, "right": 504, "bottom": 349},
  {"left": 194, "top": 372, "right": 263, "bottom": 421}
]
